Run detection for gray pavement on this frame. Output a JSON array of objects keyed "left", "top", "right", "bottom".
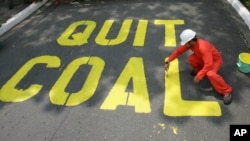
[
  {"left": 0, "top": 0, "right": 47, "bottom": 36},
  {"left": 0, "top": 0, "right": 30, "bottom": 26},
  {"left": 0, "top": 0, "right": 250, "bottom": 141}
]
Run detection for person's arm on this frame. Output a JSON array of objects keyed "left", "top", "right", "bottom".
[
  {"left": 167, "top": 45, "right": 189, "bottom": 62},
  {"left": 164, "top": 45, "right": 189, "bottom": 71}
]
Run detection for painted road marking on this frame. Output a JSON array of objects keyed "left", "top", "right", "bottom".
[
  {"left": 57, "top": 19, "right": 184, "bottom": 47},
  {"left": 100, "top": 57, "right": 151, "bottom": 113},
  {"left": 164, "top": 59, "right": 221, "bottom": 116},
  {"left": 0, "top": 19, "right": 222, "bottom": 116}
]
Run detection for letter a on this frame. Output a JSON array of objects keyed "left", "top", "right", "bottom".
[
  {"left": 234, "top": 129, "right": 241, "bottom": 136},
  {"left": 100, "top": 57, "right": 151, "bottom": 113}
]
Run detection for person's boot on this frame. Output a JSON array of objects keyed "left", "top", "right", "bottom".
[
  {"left": 223, "top": 94, "right": 232, "bottom": 105},
  {"left": 190, "top": 70, "right": 197, "bottom": 76},
  {"left": 197, "top": 79, "right": 213, "bottom": 92},
  {"left": 197, "top": 83, "right": 212, "bottom": 91}
]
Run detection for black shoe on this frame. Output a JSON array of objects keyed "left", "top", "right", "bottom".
[
  {"left": 190, "top": 70, "right": 197, "bottom": 76},
  {"left": 197, "top": 80, "right": 213, "bottom": 92},
  {"left": 198, "top": 86, "right": 213, "bottom": 91},
  {"left": 223, "top": 94, "right": 232, "bottom": 105},
  {"left": 198, "top": 85, "right": 213, "bottom": 91}
]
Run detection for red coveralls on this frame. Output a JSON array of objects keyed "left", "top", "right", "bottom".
[{"left": 167, "top": 38, "right": 232, "bottom": 95}]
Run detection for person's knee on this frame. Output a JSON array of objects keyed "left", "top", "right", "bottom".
[{"left": 206, "top": 70, "right": 216, "bottom": 78}]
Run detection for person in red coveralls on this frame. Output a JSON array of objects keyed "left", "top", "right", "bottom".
[{"left": 164, "top": 29, "right": 232, "bottom": 105}]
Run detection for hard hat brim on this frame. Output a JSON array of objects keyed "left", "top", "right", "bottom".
[{"left": 180, "top": 40, "right": 187, "bottom": 45}]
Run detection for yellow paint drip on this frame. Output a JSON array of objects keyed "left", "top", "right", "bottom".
[
  {"left": 158, "top": 123, "right": 165, "bottom": 127},
  {"left": 170, "top": 125, "right": 178, "bottom": 135}
]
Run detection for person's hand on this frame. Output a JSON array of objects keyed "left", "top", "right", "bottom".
[
  {"left": 193, "top": 76, "right": 200, "bottom": 84},
  {"left": 164, "top": 62, "right": 170, "bottom": 71}
]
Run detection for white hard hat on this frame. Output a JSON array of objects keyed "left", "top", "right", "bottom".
[{"left": 180, "top": 29, "right": 196, "bottom": 45}]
